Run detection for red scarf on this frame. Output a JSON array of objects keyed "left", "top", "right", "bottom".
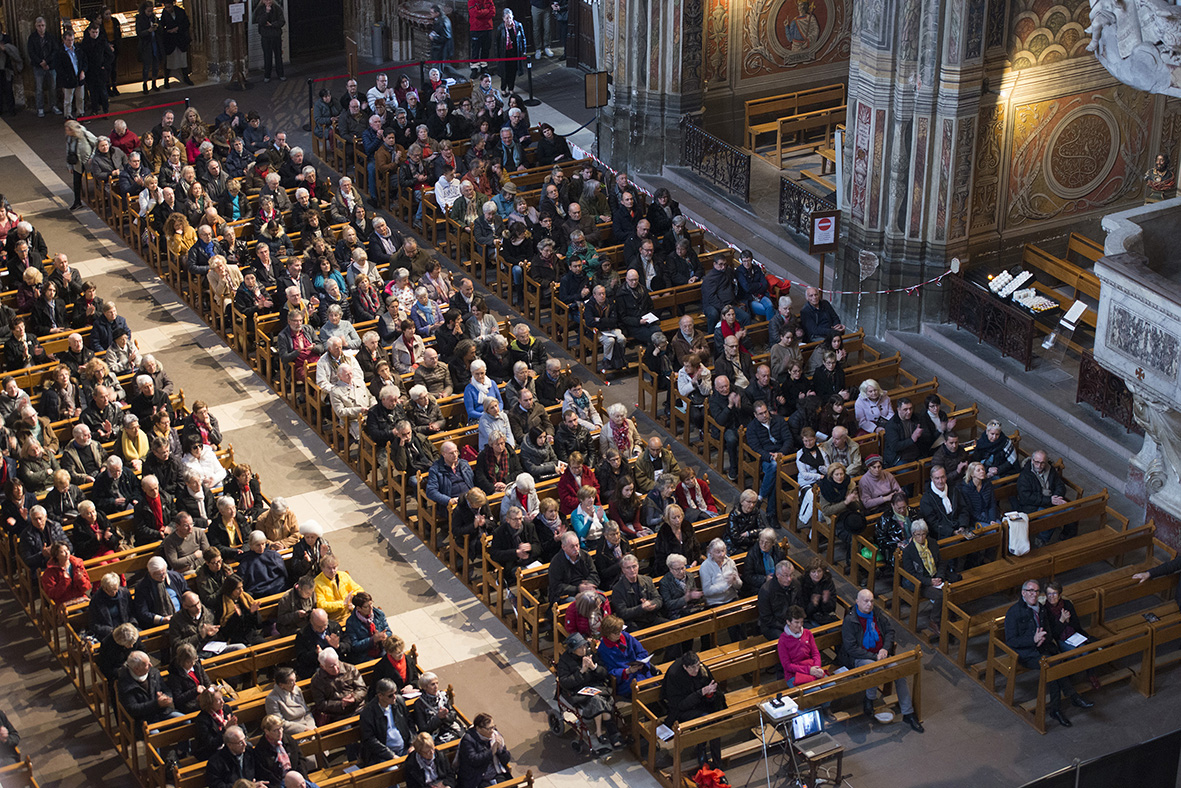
[{"left": 149, "top": 495, "right": 164, "bottom": 531}]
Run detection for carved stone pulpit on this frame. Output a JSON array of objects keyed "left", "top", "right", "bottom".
[{"left": 1097, "top": 201, "right": 1181, "bottom": 545}]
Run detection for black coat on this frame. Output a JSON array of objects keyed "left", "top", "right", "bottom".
[
  {"left": 115, "top": 665, "right": 173, "bottom": 724},
  {"left": 757, "top": 575, "right": 804, "bottom": 641},
  {"left": 359, "top": 696, "right": 412, "bottom": 765},
  {"left": 254, "top": 731, "right": 314, "bottom": 785},
  {"left": 662, "top": 655, "right": 725, "bottom": 725},
  {"left": 165, "top": 658, "right": 210, "bottom": 713},
  {"left": 838, "top": 603, "right": 896, "bottom": 668},
  {"left": 899, "top": 538, "right": 945, "bottom": 588},
  {"left": 205, "top": 742, "right": 258, "bottom": 788},
  {"left": 87, "top": 586, "right": 133, "bottom": 640},
  {"left": 405, "top": 748, "right": 458, "bottom": 788},
  {"left": 918, "top": 484, "right": 971, "bottom": 539},
  {"left": 1003, "top": 599, "right": 1055, "bottom": 668},
  {"left": 131, "top": 491, "right": 177, "bottom": 546},
  {"left": 548, "top": 549, "right": 599, "bottom": 601}
]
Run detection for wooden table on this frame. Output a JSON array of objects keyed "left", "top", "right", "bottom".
[{"left": 793, "top": 739, "right": 844, "bottom": 785}]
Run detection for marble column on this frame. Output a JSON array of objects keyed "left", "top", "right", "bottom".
[
  {"left": 598, "top": 0, "right": 704, "bottom": 173},
  {"left": 830, "top": 0, "right": 985, "bottom": 335}
]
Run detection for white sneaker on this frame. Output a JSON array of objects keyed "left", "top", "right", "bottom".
[
  {"left": 535, "top": 51, "right": 542, "bottom": 60},
  {"left": 544, "top": 47, "right": 555, "bottom": 57},
  {"left": 52, "top": 106, "right": 62, "bottom": 115},
  {"left": 37, "top": 109, "right": 44, "bottom": 118}
]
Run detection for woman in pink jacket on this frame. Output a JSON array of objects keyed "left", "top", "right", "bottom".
[{"left": 777, "top": 604, "right": 827, "bottom": 688}]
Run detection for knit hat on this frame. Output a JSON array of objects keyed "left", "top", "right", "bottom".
[
  {"left": 300, "top": 520, "right": 323, "bottom": 537},
  {"left": 864, "top": 454, "right": 883, "bottom": 467}
]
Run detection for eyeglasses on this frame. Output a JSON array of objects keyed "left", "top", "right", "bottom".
[{"left": 1021, "top": 587, "right": 1038, "bottom": 594}]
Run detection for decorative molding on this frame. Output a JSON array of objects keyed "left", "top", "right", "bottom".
[{"left": 1009, "top": 0, "right": 1092, "bottom": 69}]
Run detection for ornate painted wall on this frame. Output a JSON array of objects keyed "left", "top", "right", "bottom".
[
  {"left": 700, "top": 0, "right": 853, "bottom": 128},
  {"left": 969, "top": 0, "right": 1166, "bottom": 244}
]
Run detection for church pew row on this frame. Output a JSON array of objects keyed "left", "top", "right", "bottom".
[
  {"left": 0, "top": 756, "right": 42, "bottom": 788},
  {"left": 505, "top": 514, "right": 729, "bottom": 657},
  {"left": 629, "top": 623, "right": 921, "bottom": 788},
  {"left": 938, "top": 492, "right": 1151, "bottom": 665}
]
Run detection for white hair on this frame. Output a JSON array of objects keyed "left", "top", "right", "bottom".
[
  {"left": 409, "top": 384, "right": 427, "bottom": 399},
  {"left": 470, "top": 359, "right": 487, "bottom": 374}
]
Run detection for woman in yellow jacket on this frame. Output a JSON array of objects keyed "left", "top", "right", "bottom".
[{"left": 314, "top": 554, "right": 364, "bottom": 625}]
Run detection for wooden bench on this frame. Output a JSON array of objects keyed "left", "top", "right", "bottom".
[
  {"left": 798, "top": 169, "right": 834, "bottom": 192},
  {"left": 745, "top": 84, "right": 846, "bottom": 159}
]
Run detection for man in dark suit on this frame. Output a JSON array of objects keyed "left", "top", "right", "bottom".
[
  {"left": 359, "top": 678, "right": 412, "bottom": 766},
  {"left": 744, "top": 401, "right": 793, "bottom": 522},
  {"left": 116, "top": 650, "right": 182, "bottom": 728},
  {"left": 132, "top": 556, "right": 187, "bottom": 628},
  {"left": 918, "top": 465, "right": 972, "bottom": 540},
  {"left": 132, "top": 474, "right": 177, "bottom": 546},
  {"left": 205, "top": 725, "right": 258, "bottom": 788},
  {"left": 1004, "top": 579, "right": 1093, "bottom": 727},
  {"left": 54, "top": 28, "right": 87, "bottom": 119},
  {"left": 294, "top": 608, "right": 352, "bottom": 678}
]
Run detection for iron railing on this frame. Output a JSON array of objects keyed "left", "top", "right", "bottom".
[
  {"left": 680, "top": 117, "right": 751, "bottom": 203},
  {"left": 779, "top": 175, "right": 836, "bottom": 234},
  {"left": 1077, "top": 351, "right": 1142, "bottom": 433}
]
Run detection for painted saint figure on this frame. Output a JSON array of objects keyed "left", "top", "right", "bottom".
[{"left": 785, "top": 0, "right": 819, "bottom": 51}]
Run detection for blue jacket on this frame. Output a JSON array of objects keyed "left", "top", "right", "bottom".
[
  {"left": 464, "top": 380, "right": 503, "bottom": 422},
  {"left": 237, "top": 548, "right": 287, "bottom": 597},
  {"left": 959, "top": 478, "right": 1000, "bottom": 524},
  {"left": 425, "top": 457, "right": 475, "bottom": 506},
  {"left": 345, "top": 606, "right": 391, "bottom": 658},
  {"left": 91, "top": 314, "right": 130, "bottom": 351},
  {"left": 736, "top": 262, "right": 769, "bottom": 299},
  {"left": 596, "top": 632, "right": 657, "bottom": 698},
  {"left": 745, "top": 417, "right": 794, "bottom": 463}
]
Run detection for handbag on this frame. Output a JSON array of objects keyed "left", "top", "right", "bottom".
[{"left": 67, "top": 150, "right": 79, "bottom": 166}]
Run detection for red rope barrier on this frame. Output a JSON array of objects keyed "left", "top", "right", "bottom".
[{"left": 77, "top": 98, "right": 188, "bottom": 123}]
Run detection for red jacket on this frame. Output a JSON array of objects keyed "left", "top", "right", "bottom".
[
  {"left": 468, "top": 0, "right": 496, "bottom": 32},
  {"left": 109, "top": 129, "right": 141, "bottom": 157},
  {"left": 41, "top": 555, "right": 92, "bottom": 606},
  {"left": 564, "top": 594, "right": 612, "bottom": 637},
  {"left": 558, "top": 466, "right": 600, "bottom": 516},
  {"left": 777, "top": 628, "right": 825, "bottom": 688}
]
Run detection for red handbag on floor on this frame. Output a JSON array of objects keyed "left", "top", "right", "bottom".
[{"left": 694, "top": 765, "right": 730, "bottom": 788}]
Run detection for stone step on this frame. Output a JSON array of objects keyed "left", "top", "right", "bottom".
[{"left": 886, "top": 325, "right": 1140, "bottom": 498}]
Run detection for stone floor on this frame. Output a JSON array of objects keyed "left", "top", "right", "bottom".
[{"left": 1, "top": 50, "right": 1180, "bottom": 788}]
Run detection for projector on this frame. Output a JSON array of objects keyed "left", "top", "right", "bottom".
[{"left": 760, "top": 694, "right": 799, "bottom": 721}]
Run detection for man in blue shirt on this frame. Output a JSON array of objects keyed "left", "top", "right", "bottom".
[{"left": 360, "top": 678, "right": 412, "bottom": 765}]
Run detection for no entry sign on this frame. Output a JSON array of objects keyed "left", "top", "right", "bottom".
[{"left": 809, "top": 210, "right": 840, "bottom": 254}]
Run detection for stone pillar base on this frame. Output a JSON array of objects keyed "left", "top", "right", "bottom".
[{"left": 1148, "top": 496, "right": 1181, "bottom": 553}]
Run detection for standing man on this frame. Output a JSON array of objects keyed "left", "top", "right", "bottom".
[
  {"left": 27, "top": 17, "right": 60, "bottom": 118},
  {"left": 254, "top": 0, "right": 286, "bottom": 82},
  {"left": 530, "top": 0, "right": 558, "bottom": 58},
  {"left": 55, "top": 29, "right": 86, "bottom": 121}
]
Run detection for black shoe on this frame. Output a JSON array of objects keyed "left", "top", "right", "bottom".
[
  {"left": 903, "top": 713, "right": 924, "bottom": 733},
  {"left": 183, "top": 74, "right": 194, "bottom": 86},
  {"left": 70, "top": 201, "right": 82, "bottom": 210},
  {"left": 863, "top": 697, "right": 874, "bottom": 717},
  {"left": 1050, "top": 710, "right": 1072, "bottom": 727},
  {"left": 1071, "top": 695, "right": 1094, "bottom": 709}
]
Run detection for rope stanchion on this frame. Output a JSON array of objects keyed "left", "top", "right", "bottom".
[
  {"left": 524, "top": 59, "right": 540, "bottom": 107},
  {"left": 303, "top": 78, "right": 314, "bottom": 132},
  {"left": 568, "top": 140, "right": 955, "bottom": 299},
  {"left": 77, "top": 98, "right": 188, "bottom": 123}
]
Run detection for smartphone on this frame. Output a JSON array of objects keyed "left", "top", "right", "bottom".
[{"left": 1144, "top": 612, "right": 1161, "bottom": 623}]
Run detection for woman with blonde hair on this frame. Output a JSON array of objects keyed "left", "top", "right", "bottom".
[
  {"left": 207, "top": 254, "right": 243, "bottom": 328},
  {"left": 164, "top": 212, "right": 197, "bottom": 258},
  {"left": 65, "top": 120, "right": 98, "bottom": 210},
  {"left": 81, "top": 357, "right": 126, "bottom": 402}
]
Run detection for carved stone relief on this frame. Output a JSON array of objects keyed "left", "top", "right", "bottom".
[
  {"left": 1087, "top": 0, "right": 1181, "bottom": 98},
  {"left": 704, "top": 0, "right": 729, "bottom": 84}
]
